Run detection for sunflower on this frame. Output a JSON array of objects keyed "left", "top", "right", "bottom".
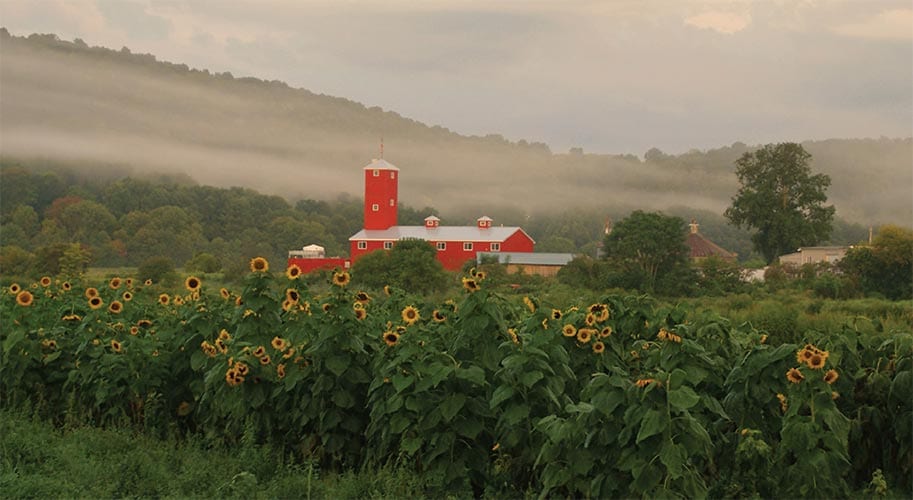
[
  {"left": 508, "top": 328, "right": 520, "bottom": 344},
  {"left": 600, "top": 326, "right": 613, "bottom": 338},
  {"left": 62, "top": 314, "right": 82, "bottom": 321},
  {"left": 252, "top": 346, "right": 266, "bottom": 358},
  {"left": 322, "top": 303, "right": 331, "bottom": 313},
  {"left": 786, "top": 367, "right": 804, "bottom": 384},
  {"left": 541, "top": 318, "right": 549, "bottom": 329},
  {"left": 585, "top": 313, "right": 596, "bottom": 326},
  {"left": 260, "top": 355, "right": 272, "bottom": 366},
  {"left": 215, "top": 339, "right": 228, "bottom": 354},
  {"left": 383, "top": 285, "right": 392, "bottom": 296},
  {"left": 635, "top": 378, "right": 657, "bottom": 388},
  {"left": 158, "top": 294, "right": 170, "bottom": 305},
  {"left": 281, "top": 289, "right": 298, "bottom": 304},
  {"left": 776, "top": 393, "right": 788, "bottom": 412},
  {"left": 250, "top": 257, "right": 269, "bottom": 273},
  {"left": 432, "top": 310, "right": 446, "bottom": 323},
  {"left": 108, "top": 301, "right": 123, "bottom": 314},
  {"left": 41, "top": 339, "right": 58, "bottom": 350},
  {"left": 523, "top": 296, "right": 536, "bottom": 313},
  {"left": 85, "top": 287, "right": 99, "bottom": 299},
  {"left": 129, "top": 326, "right": 139, "bottom": 336},
  {"left": 551, "top": 309, "right": 563, "bottom": 320},
  {"left": 577, "top": 328, "right": 594, "bottom": 344},
  {"left": 283, "top": 347, "right": 296, "bottom": 359},
  {"left": 475, "top": 271, "right": 487, "bottom": 281},
  {"left": 355, "top": 291, "right": 371, "bottom": 304},
  {"left": 61, "top": 281, "right": 71, "bottom": 291},
  {"left": 173, "top": 296, "right": 184, "bottom": 306},
  {"left": 137, "top": 319, "right": 153, "bottom": 328},
  {"left": 89, "top": 296, "right": 104, "bottom": 310},
  {"left": 796, "top": 346, "right": 814, "bottom": 364},
  {"left": 760, "top": 334, "right": 768, "bottom": 344},
  {"left": 109, "top": 277, "right": 122, "bottom": 289},
  {"left": 144, "top": 279, "right": 153, "bottom": 286},
  {"left": 562, "top": 324, "right": 577, "bottom": 337},
  {"left": 286, "top": 264, "right": 302, "bottom": 280},
  {"left": 355, "top": 308, "right": 367, "bottom": 321},
  {"left": 401, "top": 305, "right": 420, "bottom": 325},
  {"left": 383, "top": 331, "right": 400, "bottom": 347},
  {"left": 235, "top": 296, "right": 243, "bottom": 307},
  {"left": 592, "top": 341, "right": 605, "bottom": 354},
  {"left": 281, "top": 299, "right": 295, "bottom": 312},
  {"left": 220, "top": 287, "right": 231, "bottom": 300},
  {"left": 219, "top": 329, "right": 231, "bottom": 341},
  {"left": 9, "top": 283, "right": 21, "bottom": 294},
  {"left": 277, "top": 363, "right": 286, "bottom": 379},
  {"left": 200, "top": 341, "right": 217, "bottom": 358},
  {"left": 16, "top": 290, "right": 34, "bottom": 307},
  {"left": 125, "top": 278, "right": 133, "bottom": 288},
  {"left": 271, "top": 336, "right": 288, "bottom": 351},
  {"left": 332, "top": 270, "right": 351, "bottom": 287},
  {"left": 235, "top": 362, "right": 250, "bottom": 376},
  {"left": 395, "top": 325, "right": 407, "bottom": 335},
  {"left": 185, "top": 276, "right": 201, "bottom": 292},
  {"left": 122, "top": 291, "right": 133, "bottom": 302},
  {"left": 823, "top": 369, "right": 839, "bottom": 385},
  {"left": 667, "top": 333, "right": 683, "bottom": 343},
  {"left": 176, "top": 402, "right": 192, "bottom": 417},
  {"left": 807, "top": 352, "right": 826, "bottom": 370},
  {"left": 461, "top": 277, "right": 480, "bottom": 293},
  {"left": 225, "top": 368, "right": 244, "bottom": 387},
  {"left": 110, "top": 339, "right": 123, "bottom": 353}
]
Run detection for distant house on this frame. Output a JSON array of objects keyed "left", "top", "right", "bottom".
[
  {"left": 686, "top": 220, "right": 737, "bottom": 262},
  {"left": 779, "top": 246, "right": 849, "bottom": 266},
  {"left": 476, "top": 252, "right": 575, "bottom": 278}
]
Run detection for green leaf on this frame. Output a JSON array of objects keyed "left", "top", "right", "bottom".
[
  {"left": 440, "top": 393, "right": 467, "bottom": 422},
  {"left": 401, "top": 436, "right": 423, "bottom": 454},
  {"left": 389, "top": 414, "right": 410, "bottom": 434},
  {"left": 490, "top": 385, "right": 515, "bottom": 409},
  {"left": 636, "top": 409, "right": 667, "bottom": 444},
  {"left": 454, "top": 417, "right": 483, "bottom": 439},
  {"left": 668, "top": 386, "right": 701, "bottom": 410},
  {"left": 503, "top": 403, "right": 530, "bottom": 425},
  {"left": 325, "top": 355, "right": 348, "bottom": 377},
  {"left": 659, "top": 441, "right": 687, "bottom": 478},
  {"left": 521, "top": 370, "right": 544, "bottom": 388},
  {"left": 669, "top": 368, "right": 688, "bottom": 390},
  {"left": 456, "top": 365, "right": 486, "bottom": 386},
  {"left": 392, "top": 373, "right": 413, "bottom": 393},
  {"left": 332, "top": 390, "right": 355, "bottom": 409}
]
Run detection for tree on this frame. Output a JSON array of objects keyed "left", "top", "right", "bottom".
[
  {"left": 603, "top": 211, "right": 690, "bottom": 292},
  {"left": 839, "top": 225, "right": 913, "bottom": 300},
  {"left": 351, "top": 239, "right": 447, "bottom": 294},
  {"left": 725, "top": 143, "right": 835, "bottom": 264}
]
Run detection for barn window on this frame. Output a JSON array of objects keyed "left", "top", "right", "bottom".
[
  {"left": 436, "top": 242, "right": 446, "bottom": 251},
  {"left": 490, "top": 243, "right": 500, "bottom": 252},
  {"left": 463, "top": 242, "right": 473, "bottom": 251},
  {"left": 373, "top": 169, "right": 379, "bottom": 177},
  {"left": 372, "top": 204, "right": 379, "bottom": 212},
  {"left": 390, "top": 171, "right": 396, "bottom": 179},
  {"left": 389, "top": 198, "right": 395, "bottom": 207},
  {"left": 357, "top": 241, "right": 367, "bottom": 250},
  {"left": 384, "top": 241, "right": 393, "bottom": 250}
]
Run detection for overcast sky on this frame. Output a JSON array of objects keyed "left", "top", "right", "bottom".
[{"left": 2, "top": 0, "right": 911, "bottom": 155}]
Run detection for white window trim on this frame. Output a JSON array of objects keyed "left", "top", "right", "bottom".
[
  {"left": 390, "top": 171, "right": 396, "bottom": 179},
  {"left": 372, "top": 203, "right": 379, "bottom": 212},
  {"left": 383, "top": 241, "right": 393, "bottom": 250},
  {"left": 490, "top": 243, "right": 500, "bottom": 252},
  {"left": 389, "top": 198, "right": 395, "bottom": 206},
  {"left": 463, "top": 242, "right": 473, "bottom": 251},
  {"left": 372, "top": 169, "right": 379, "bottom": 177},
  {"left": 357, "top": 241, "right": 367, "bottom": 250},
  {"left": 436, "top": 242, "right": 446, "bottom": 251}
]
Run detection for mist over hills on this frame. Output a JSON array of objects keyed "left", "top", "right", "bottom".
[{"left": 1, "top": 30, "right": 910, "bottom": 227}]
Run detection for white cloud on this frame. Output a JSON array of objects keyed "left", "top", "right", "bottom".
[
  {"left": 684, "top": 11, "right": 751, "bottom": 34},
  {"left": 831, "top": 8, "right": 913, "bottom": 41}
]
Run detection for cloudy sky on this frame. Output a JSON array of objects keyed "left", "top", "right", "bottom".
[{"left": 2, "top": 0, "right": 911, "bottom": 155}]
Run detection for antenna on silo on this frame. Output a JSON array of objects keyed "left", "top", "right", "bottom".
[{"left": 380, "top": 137, "right": 384, "bottom": 159}]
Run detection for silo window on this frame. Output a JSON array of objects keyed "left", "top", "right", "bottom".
[
  {"left": 372, "top": 204, "right": 379, "bottom": 211},
  {"left": 373, "top": 169, "right": 379, "bottom": 177}
]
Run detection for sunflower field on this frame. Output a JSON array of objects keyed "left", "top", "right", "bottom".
[{"left": 1, "top": 259, "right": 911, "bottom": 498}]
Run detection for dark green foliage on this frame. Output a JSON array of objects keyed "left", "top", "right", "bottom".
[
  {"left": 0, "top": 245, "right": 34, "bottom": 277},
  {"left": 137, "top": 256, "right": 177, "bottom": 285},
  {"left": 185, "top": 252, "right": 222, "bottom": 274},
  {"left": 351, "top": 239, "right": 448, "bottom": 294},
  {"left": 725, "top": 143, "right": 836, "bottom": 264},
  {"left": 840, "top": 225, "right": 913, "bottom": 300},
  {"left": 603, "top": 211, "right": 691, "bottom": 292}
]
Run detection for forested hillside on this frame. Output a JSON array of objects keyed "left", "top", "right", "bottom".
[{"left": 1, "top": 30, "right": 910, "bottom": 227}]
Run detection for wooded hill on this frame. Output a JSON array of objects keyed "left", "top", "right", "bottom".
[{"left": 1, "top": 30, "right": 910, "bottom": 228}]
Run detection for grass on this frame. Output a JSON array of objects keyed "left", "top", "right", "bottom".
[{"left": 0, "top": 408, "right": 439, "bottom": 499}]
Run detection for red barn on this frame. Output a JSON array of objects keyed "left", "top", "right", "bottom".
[{"left": 348, "top": 158, "right": 535, "bottom": 271}]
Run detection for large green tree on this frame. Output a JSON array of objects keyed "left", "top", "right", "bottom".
[
  {"left": 725, "top": 143, "right": 835, "bottom": 264},
  {"left": 351, "top": 238, "right": 447, "bottom": 294},
  {"left": 603, "top": 210, "right": 691, "bottom": 292}
]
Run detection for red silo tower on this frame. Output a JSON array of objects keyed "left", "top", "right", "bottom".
[{"left": 363, "top": 159, "right": 399, "bottom": 230}]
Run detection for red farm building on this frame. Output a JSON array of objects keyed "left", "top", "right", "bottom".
[
  {"left": 349, "top": 159, "right": 535, "bottom": 271},
  {"left": 288, "top": 158, "right": 535, "bottom": 272}
]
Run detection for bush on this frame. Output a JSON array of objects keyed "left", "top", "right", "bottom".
[
  {"left": 137, "top": 256, "right": 177, "bottom": 285},
  {"left": 185, "top": 252, "right": 222, "bottom": 274}
]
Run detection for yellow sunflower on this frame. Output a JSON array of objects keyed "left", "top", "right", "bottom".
[
  {"left": 823, "top": 369, "right": 839, "bottom": 385},
  {"left": 220, "top": 287, "right": 231, "bottom": 300},
  {"left": 635, "top": 378, "right": 658, "bottom": 388},
  {"left": 523, "top": 296, "right": 536, "bottom": 313},
  {"left": 9, "top": 283, "right": 21, "bottom": 294},
  {"left": 600, "top": 326, "right": 613, "bottom": 338},
  {"left": 61, "top": 281, "right": 72, "bottom": 291},
  {"left": 332, "top": 270, "right": 351, "bottom": 287},
  {"left": 62, "top": 314, "right": 82, "bottom": 321},
  {"left": 125, "top": 278, "right": 133, "bottom": 288},
  {"left": 16, "top": 290, "right": 34, "bottom": 307},
  {"left": 383, "top": 331, "right": 400, "bottom": 346},
  {"left": 282, "top": 299, "right": 295, "bottom": 312},
  {"left": 144, "top": 279, "right": 153, "bottom": 286},
  {"left": 137, "top": 319, "right": 153, "bottom": 328},
  {"left": 786, "top": 367, "right": 804, "bottom": 384},
  {"left": 508, "top": 328, "right": 520, "bottom": 344},
  {"left": 39, "top": 276, "right": 52, "bottom": 287},
  {"left": 592, "top": 341, "right": 605, "bottom": 354},
  {"left": 355, "top": 291, "right": 371, "bottom": 304},
  {"left": 475, "top": 271, "right": 487, "bottom": 281},
  {"left": 110, "top": 339, "right": 123, "bottom": 353},
  {"left": 551, "top": 309, "right": 563, "bottom": 320},
  {"left": 776, "top": 393, "right": 788, "bottom": 412},
  {"left": 235, "top": 362, "right": 250, "bottom": 376},
  {"left": 322, "top": 303, "right": 331, "bottom": 313},
  {"left": 271, "top": 336, "right": 288, "bottom": 351},
  {"left": 158, "top": 294, "right": 170, "bottom": 305},
  {"left": 285, "top": 288, "right": 300, "bottom": 304},
  {"left": 108, "top": 301, "right": 123, "bottom": 314},
  {"left": 432, "top": 310, "right": 446, "bottom": 323},
  {"left": 577, "top": 328, "right": 594, "bottom": 344},
  {"left": 585, "top": 313, "right": 596, "bottom": 326},
  {"left": 219, "top": 329, "right": 231, "bottom": 341},
  {"left": 286, "top": 264, "right": 302, "bottom": 280},
  {"left": 250, "top": 257, "right": 269, "bottom": 273},
  {"left": 807, "top": 352, "right": 826, "bottom": 370},
  {"left": 201, "top": 341, "right": 217, "bottom": 358},
  {"left": 129, "top": 326, "right": 139, "bottom": 336},
  {"left": 277, "top": 363, "right": 286, "bottom": 379},
  {"left": 355, "top": 308, "right": 367, "bottom": 321},
  {"left": 109, "top": 277, "right": 122, "bottom": 289},
  {"left": 461, "top": 277, "right": 480, "bottom": 293},
  {"left": 562, "top": 324, "right": 577, "bottom": 337},
  {"left": 185, "top": 276, "right": 201, "bottom": 293},
  {"left": 173, "top": 296, "right": 184, "bottom": 306},
  {"left": 85, "top": 287, "right": 99, "bottom": 299},
  {"left": 401, "top": 305, "right": 420, "bottom": 325},
  {"left": 252, "top": 346, "right": 266, "bottom": 358},
  {"left": 122, "top": 291, "right": 133, "bottom": 302},
  {"left": 89, "top": 296, "right": 104, "bottom": 310},
  {"left": 260, "top": 355, "right": 272, "bottom": 366},
  {"left": 384, "top": 285, "right": 392, "bottom": 296}
]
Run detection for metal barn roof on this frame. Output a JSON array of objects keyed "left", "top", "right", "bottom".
[
  {"left": 477, "top": 252, "right": 575, "bottom": 266},
  {"left": 349, "top": 225, "right": 533, "bottom": 243}
]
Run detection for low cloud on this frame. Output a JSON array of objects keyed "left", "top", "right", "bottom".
[
  {"left": 831, "top": 9, "right": 913, "bottom": 41},
  {"left": 684, "top": 11, "right": 751, "bottom": 35}
]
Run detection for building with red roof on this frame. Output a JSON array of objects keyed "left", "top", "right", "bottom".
[{"left": 685, "top": 219, "right": 737, "bottom": 262}]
